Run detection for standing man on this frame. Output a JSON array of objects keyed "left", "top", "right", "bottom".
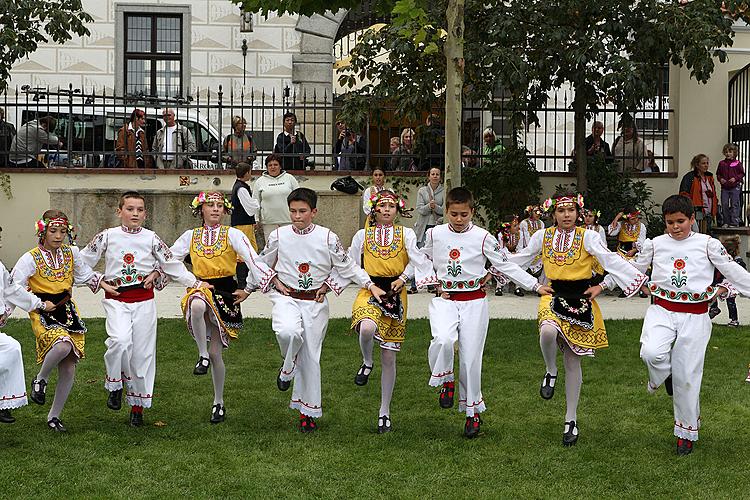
[
  {"left": 153, "top": 108, "right": 196, "bottom": 169},
  {"left": 274, "top": 112, "right": 310, "bottom": 170},
  {"left": 9, "top": 116, "right": 61, "bottom": 168},
  {"left": 0, "top": 109, "right": 16, "bottom": 167}
]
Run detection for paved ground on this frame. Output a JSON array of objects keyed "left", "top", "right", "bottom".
[{"left": 10, "top": 284, "right": 750, "bottom": 326}]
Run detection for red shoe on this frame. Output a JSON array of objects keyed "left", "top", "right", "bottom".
[
  {"left": 300, "top": 414, "right": 317, "bottom": 433},
  {"left": 439, "top": 381, "right": 455, "bottom": 409},
  {"left": 676, "top": 438, "right": 694, "bottom": 456},
  {"left": 464, "top": 415, "right": 481, "bottom": 438}
]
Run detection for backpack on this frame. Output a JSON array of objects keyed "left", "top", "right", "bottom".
[{"left": 330, "top": 175, "right": 364, "bottom": 195}]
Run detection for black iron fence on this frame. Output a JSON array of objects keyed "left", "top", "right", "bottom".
[{"left": 0, "top": 84, "right": 674, "bottom": 173}]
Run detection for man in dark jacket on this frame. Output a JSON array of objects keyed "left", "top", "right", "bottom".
[{"left": 273, "top": 112, "right": 311, "bottom": 170}]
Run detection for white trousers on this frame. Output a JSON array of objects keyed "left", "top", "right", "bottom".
[
  {"left": 270, "top": 291, "right": 329, "bottom": 418},
  {"left": 0, "top": 332, "right": 27, "bottom": 410},
  {"left": 428, "top": 296, "right": 490, "bottom": 416},
  {"left": 640, "top": 304, "right": 712, "bottom": 441},
  {"left": 102, "top": 298, "right": 158, "bottom": 408}
]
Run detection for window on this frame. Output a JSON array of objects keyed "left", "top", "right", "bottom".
[{"left": 124, "top": 14, "right": 183, "bottom": 98}]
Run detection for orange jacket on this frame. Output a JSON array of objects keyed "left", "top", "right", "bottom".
[{"left": 679, "top": 170, "right": 718, "bottom": 217}]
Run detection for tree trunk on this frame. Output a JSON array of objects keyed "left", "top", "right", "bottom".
[
  {"left": 444, "top": 0, "right": 464, "bottom": 191},
  {"left": 573, "top": 95, "right": 587, "bottom": 193}
]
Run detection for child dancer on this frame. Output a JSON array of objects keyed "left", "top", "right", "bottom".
[
  {"left": 231, "top": 162, "right": 260, "bottom": 288},
  {"left": 170, "top": 192, "right": 276, "bottom": 423},
  {"left": 11, "top": 210, "right": 116, "bottom": 432},
  {"left": 518, "top": 205, "right": 545, "bottom": 283},
  {"left": 608, "top": 207, "right": 646, "bottom": 260},
  {"left": 0, "top": 260, "right": 55, "bottom": 424},
  {"left": 495, "top": 216, "right": 525, "bottom": 297},
  {"left": 607, "top": 195, "right": 750, "bottom": 455},
  {"left": 422, "top": 187, "right": 547, "bottom": 438},
  {"left": 582, "top": 208, "right": 607, "bottom": 285},
  {"left": 334, "top": 189, "right": 433, "bottom": 433},
  {"left": 259, "top": 187, "right": 386, "bottom": 432},
  {"left": 707, "top": 235, "right": 745, "bottom": 327},
  {"left": 716, "top": 143, "right": 744, "bottom": 227},
  {"left": 509, "top": 191, "right": 647, "bottom": 446},
  {"left": 80, "top": 191, "right": 207, "bottom": 427}
]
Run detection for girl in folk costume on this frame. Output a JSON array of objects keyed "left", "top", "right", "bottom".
[
  {"left": 170, "top": 192, "right": 276, "bottom": 423},
  {"left": 495, "top": 215, "right": 525, "bottom": 297},
  {"left": 582, "top": 208, "right": 607, "bottom": 285},
  {"left": 608, "top": 207, "right": 647, "bottom": 260},
  {"left": 518, "top": 205, "right": 545, "bottom": 283},
  {"left": 11, "top": 211, "right": 117, "bottom": 432},
  {"left": 0, "top": 260, "right": 55, "bottom": 424},
  {"left": 338, "top": 189, "right": 433, "bottom": 433},
  {"left": 508, "top": 192, "right": 647, "bottom": 446}
]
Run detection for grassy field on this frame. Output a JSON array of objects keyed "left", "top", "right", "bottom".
[{"left": 2, "top": 317, "right": 750, "bottom": 499}]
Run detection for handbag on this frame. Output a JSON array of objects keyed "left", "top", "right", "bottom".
[{"left": 330, "top": 175, "right": 364, "bottom": 194}]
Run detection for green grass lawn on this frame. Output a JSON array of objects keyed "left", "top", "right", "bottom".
[{"left": 2, "top": 317, "right": 750, "bottom": 498}]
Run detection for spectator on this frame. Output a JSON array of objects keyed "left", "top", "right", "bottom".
[
  {"left": 716, "top": 142, "right": 744, "bottom": 227},
  {"left": 0, "top": 108, "right": 16, "bottom": 167},
  {"left": 362, "top": 167, "right": 386, "bottom": 215},
  {"left": 414, "top": 167, "right": 444, "bottom": 246},
  {"left": 223, "top": 115, "right": 256, "bottom": 168},
  {"left": 383, "top": 136, "right": 401, "bottom": 171},
  {"left": 570, "top": 121, "right": 612, "bottom": 166},
  {"left": 273, "top": 112, "right": 311, "bottom": 170},
  {"left": 153, "top": 108, "right": 196, "bottom": 169},
  {"left": 679, "top": 153, "right": 718, "bottom": 234},
  {"left": 612, "top": 122, "right": 647, "bottom": 173},
  {"left": 642, "top": 150, "right": 661, "bottom": 173},
  {"left": 392, "top": 128, "right": 416, "bottom": 171},
  {"left": 461, "top": 145, "right": 477, "bottom": 169},
  {"left": 231, "top": 162, "right": 260, "bottom": 287},
  {"left": 115, "top": 108, "right": 152, "bottom": 169},
  {"left": 8, "top": 116, "right": 61, "bottom": 168},
  {"left": 252, "top": 152, "right": 300, "bottom": 242},
  {"left": 482, "top": 127, "right": 503, "bottom": 165},
  {"left": 416, "top": 114, "right": 445, "bottom": 170},
  {"left": 334, "top": 120, "right": 366, "bottom": 171}
]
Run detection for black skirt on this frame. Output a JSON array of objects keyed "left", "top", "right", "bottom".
[
  {"left": 203, "top": 276, "right": 243, "bottom": 329},
  {"left": 367, "top": 275, "right": 404, "bottom": 322},
  {"left": 550, "top": 279, "right": 593, "bottom": 330},
  {"left": 36, "top": 291, "right": 86, "bottom": 334}
]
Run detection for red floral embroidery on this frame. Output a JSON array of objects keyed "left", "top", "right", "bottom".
[
  {"left": 674, "top": 259, "right": 685, "bottom": 270},
  {"left": 449, "top": 249, "right": 461, "bottom": 260},
  {"left": 123, "top": 253, "right": 135, "bottom": 264},
  {"left": 298, "top": 263, "right": 310, "bottom": 274}
]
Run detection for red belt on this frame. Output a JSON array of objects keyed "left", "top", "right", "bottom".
[
  {"left": 445, "top": 289, "right": 486, "bottom": 301},
  {"left": 106, "top": 287, "right": 154, "bottom": 303},
  {"left": 654, "top": 297, "right": 709, "bottom": 314}
]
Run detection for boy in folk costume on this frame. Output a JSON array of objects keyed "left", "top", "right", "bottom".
[
  {"left": 607, "top": 195, "right": 750, "bottom": 455},
  {"left": 421, "top": 188, "right": 547, "bottom": 438},
  {"left": 495, "top": 215, "right": 525, "bottom": 297},
  {"left": 11, "top": 211, "right": 117, "bottom": 432},
  {"left": 0, "top": 260, "right": 55, "bottom": 424},
  {"left": 258, "top": 188, "right": 386, "bottom": 432},
  {"left": 170, "top": 192, "right": 276, "bottom": 424},
  {"left": 330, "top": 189, "right": 433, "bottom": 433},
  {"left": 80, "top": 191, "right": 207, "bottom": 427},
  {"left": 518, "top": 205, "right": 545, "bottom": 283},
  {"left": 509, "top": 192, "right": 647, "bottom": 446}
]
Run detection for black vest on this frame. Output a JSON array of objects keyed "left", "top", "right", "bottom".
[{"left": 231, "top": 179, "right": 256, "bottom": 226}]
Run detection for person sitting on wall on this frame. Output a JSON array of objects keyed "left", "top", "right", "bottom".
[
  {"left": 8, "top": 116, "right": 62, "bottom": 168},
  {"left": 153, "top": 108, "right": 196, "bottom": 169},
  {"left": 334, "top": 120, "right": 366, "bottom": 171},
  {"left": 274, "top": 112, "right": 311, "bottom": 171}
]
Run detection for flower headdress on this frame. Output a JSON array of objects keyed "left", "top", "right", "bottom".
[
  {"left": 625, "top": 209, "right": 641, "bottom": 219},
  {"left": 368, "top": 189, "right": 413, "bottom": 219},
  {"left": 190, "top": 191, "right": 233, "bottom": 216},
  {"left": 524, "top": 205, "right": 541, "bottom": 217},
  {"left": 583, "top": 208, "right": 601, "bottom": 219},
  {"left": 542, "top": 193, "right": 585, "bottom": 213},
  {"left": 35, "top": 216, "right": 75, "bottom": 244}
]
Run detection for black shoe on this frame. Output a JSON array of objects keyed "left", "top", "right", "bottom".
[
  {"left": 277, "top": 368, "right": 291, "bottom": 391},
  {"left": 354, "top": 364, "right": 373, "bottom": 386},
  {"left": 664, "top": 375, "right": 673, "bottom": 397},
  {"left": 0, "top": 409, "right": 15, "bottom": 424},
  {"left": 406, "top": 287, "right": 417, "bottom": 295},
  {"left": 107, "top": 389, "right": 122, "bottom": 411},
  {"left": 193, "top": 356, "right": 210, "bottom": 375},
  {"left": 300, "top": 415, "right": 317, "bottom": 433},
  {"left": 30, "top": 378, "right": 47, "bottom": 405},
  {"left": 514, "top": 287, "right": 525, "bottom": 297},
  {"left": 677, "top": 437, "right": 694, "bottom": 456},
  {"left": 47, "top": 417, "right": 67, "bottom": 432},
  {"left": 540, "top": 373, "right": 557, "bottom": 400},
  {"left": 439, "top": 382, "right": 455, "bottom": 409},
  {"left": 495, "top": 289, "right": 503, "bottom": 296},
  {"left": 464, "top": 415, "right": 481, "bottom": 438},
  {"left": 618, "top": 291, "right": 626, "bottom": 298},
  {"left": 129, "top": 410, "right": 144, "bottom": 427},
  {"left": 563, "top": 421, "right": 578, "bottom": 446},
  {"left": 377, "top": 415, "right": 392, "bottom": 434},
  {"left": 210, "top": 404, "right": 225, "bottom": 424}
]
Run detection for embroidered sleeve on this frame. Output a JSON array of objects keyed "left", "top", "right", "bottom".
[
  {"left": 152, "top": 233, "right": 197, "bottom": 288},
  {"left": 636, "top": 223, "right": 647, "bottom": 252},
  {"left": 256, "top": 228, "right": 279, "bottom": 268},
  {"left": 585, "top": 230, "right": 647, "bottom": 297},
  {"left": 607, "top": 221, "right": 621, "bottom": 237},
  {"left": 9, "top": 253, "right": 36, "bottom": 289},
  {"left": 79, "top": 230, "right": 107, "bottom": 269},
  {"left": 484, "top": 232, "right": 538, "bottom": 291},
  {"left": 404, "top": 228, "right": 434, "bottom": 287},
  {"left": 328, "top": 230, "right": 372, "bottom": 289},
  {"left": 169, "top": 230, "right": 193, "bottom": 262},
  {"left": 326, "top": 229, "right": 365, "bottom": 295},
  {"left": 707, "top": 236, "right": 750, "bottom": 297},
  {"left": 1, "top": 261, "right": 42, "bottom": 313},
  {"left": 71, "top": 246, "right": 103, "bottom": 292},
  {"left": 506, "top": 229, "right": 544, "bottom": 270}
]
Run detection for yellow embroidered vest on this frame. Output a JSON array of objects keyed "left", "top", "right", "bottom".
[
  {"left": 542, "top": 227, "right": 593, "bottom": 281},
  {"left": 363, "top": 223, "right": 409, "bottom": 277},
  {"left": 189, "top": 226, "right": 238, "bottom": 279},
  {"left": 618, "top": 223, "right": 640, "bottom": 243},
  {"left": 27, "top": 246, "right": 74, "bottom": 294}
]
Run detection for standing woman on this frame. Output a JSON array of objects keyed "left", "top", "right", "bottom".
[
  {"left": 252, "top": 153, "right": 300, "bottom": 244},
  {"left": 414, "top": 167, "right": 444, "bottom": 245},
  {"left": 115, "top": 108, "right": 152, "bottom": 168},
  {"left": 509, "top": 192, "right": 647, "bottom": 446},
  {"left": 170, "top": 192, "right": 276, "bottom": 423},
  {"left": 223, "top": 115, "right": 256, "bottom": 168},
  {"left": 11, "top": 210, "right": 116, "bottom": 431},
  {"left": 362, "top": 167, "right": 387, "bottom": 216},
  {"left": 679, "top": 153, "right": 719, "bottom": 234}
]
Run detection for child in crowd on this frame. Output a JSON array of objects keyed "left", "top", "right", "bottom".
[
  {"left": 608, "top": 195, "right": 750, "bottom": 455},
  {"left": 421, "top": 187, "right": 546, "bottom": 438},
  {"left": 495, "top": 215, "right": 525, "bottom": 297},
  {"left": 518, "top": 205, "right": 545, "bottom": 283},
  {"left": 582, "top": 208, "right": 607, "bottom": 285},
  {"left": 11, "top": 210, "right": 117, "bottom": 432},
  {"left": 80, "top": 191, "right": 207, "bottom": 427},
  {"left": 170, "top": 192, "right": 276, "bottom": 424},
  {"left": 231, "top": 162, "right": 260, "bottom": 288},
  {"left": 716, "top": 143, "right": 744, "bottom": 227},
  {"left": 708, "top": 235, "right": 745, "bottom": 327},
  {"left": 510, "top": 191, "right": 647, "bottom": 446},
  {"left": 259, "top": 188, "right": 385, "bottom": 433},
  {"left": 608, "top": 207, "right": 647, "bottom": 260},
  {"left": 333, "top": 189, "right": 432, "bottom": 433}
]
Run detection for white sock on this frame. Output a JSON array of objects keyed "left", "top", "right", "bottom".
[
  {"left": 207, "top": 325, "right": 225, "bottom": 406},
  {"left": 358, "top": 319, "right": 377, "bottom": 370},
  {"left": 189, "top": 299, "right": 210, "bottom": 359},
  {"left": 539, "top": 324, "right": 559, "bottom": 378},
  {"left": 38, "top": 342, "right": 73, "bottom": 382},
  {"left": 48, "top": 358, "right": 75, "bottom": 420},
  {"left": 563, "top": 346, "right": 583, "bottom": 422},
  {"left": 379, "top": 348, "right": 397, "bottom": 417}
]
